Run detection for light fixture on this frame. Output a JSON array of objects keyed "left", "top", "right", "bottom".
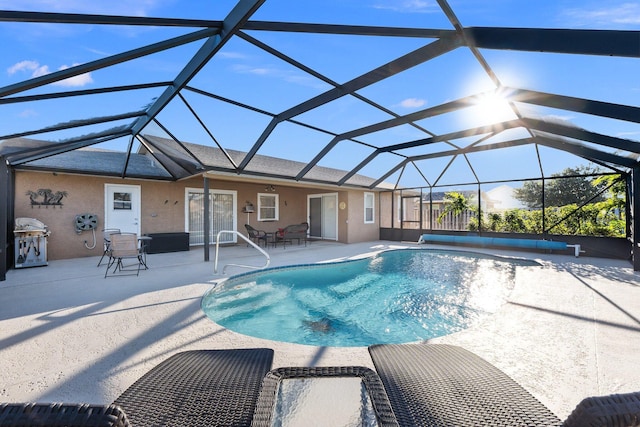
[{"left": 265, "top": 184, "right": 276, "bottom": 192}]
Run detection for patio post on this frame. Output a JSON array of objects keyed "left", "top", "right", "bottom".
[
  {"left": 203, "top": 175, "right": 210, "bottom": 262},
  {"left": 0, "top": 157, "right": 9, "bottom": 281},
  {"left": 633, "top": 166, "right": 640, "bottom": 271}
]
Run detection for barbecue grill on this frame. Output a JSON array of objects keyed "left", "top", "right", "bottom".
[{"left": 14, "top": 218, "right": 50, "bottom": 268}]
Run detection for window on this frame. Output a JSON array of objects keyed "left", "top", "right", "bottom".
[
  {"left": 364, "top": 192, "right": 375, "bottom": 224},
  {"left": 258, "top": 193, "right": 279, "bottom": 221},
  {"left": 113, "top": 192, "right": 132, "bottom": 210}
]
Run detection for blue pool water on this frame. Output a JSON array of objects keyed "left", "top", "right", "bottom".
[{"left": 201, "top": 249, "right": 539, "bottom": 347}]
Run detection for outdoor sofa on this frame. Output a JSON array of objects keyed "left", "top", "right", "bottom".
[
  {"left": 1, "top": 344, "right": 639, "bottom": 426},
  {"left": 275, "top": 222, "right": 308, "bottom": 248}
]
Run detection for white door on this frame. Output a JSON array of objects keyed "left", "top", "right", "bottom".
[{"left": 104, "top": 184, "right": 141, "bottom": 234}]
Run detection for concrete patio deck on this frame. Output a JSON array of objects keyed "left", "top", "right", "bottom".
[{"left": 0, "top": 239, "right": 638, "bottom": 420}]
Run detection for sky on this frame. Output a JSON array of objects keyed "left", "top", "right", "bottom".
[{"left": 0, "top": 0, "right": 638, "bottom": 190}]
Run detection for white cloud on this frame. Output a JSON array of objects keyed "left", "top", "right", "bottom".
[
  {"left": 31, "top": 64, "right": 51, "bottom": 78},
  {"left": 538, "top": 114, "right": 578, "bottom": 127},
  {"left": 399, "top": 97, "right": 426, "bottom": 108},
  {"left": 18, "top": 109, "right": 38, "bottom": 118},
  {"left": 231, "top": 63, "right": 326, "bottom": 90},
  {"left": 7, "top": 60, "right": 93, "bottom": 87},
  {"left": 617, "top": 131, "right": 640, "bottom": 139},
  {"left": 247, "top": 67, "right": 271, "bottom": 76},
  {"left": 55, "top": 64, "right": 94, "bottom": 87},
  {"left": 562, "top": 2, "right": 640, "bottom": 27},
  {"left": 218, "top": 51, "right": 248, "bottom": 60},
  {"left": 233, "top": 64, "right": 267, "bottom": 75},
  {"left": 7, "top": 60, "right": 39, "bottom": 75},
  {"left": 373, "top": 0, "right": 438, "bottom": 13}
]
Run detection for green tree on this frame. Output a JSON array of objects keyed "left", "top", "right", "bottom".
[
  {"left": 591, "top": 174, "right": 626, "bottom": 237},
  {"left": 503, "top": 209, "right": 527, "bottom": 232},
  {"left": 514, "top": 166, "right": 607, "bottom": 209},
  {"left": 592, "top": 174, "right": 625, "bottom": 211},
  {"left": 513, "top": 180, "right": 543, "bottom": 209},
  {"left": 438, "top": 192, "right": 471, "bottom": 230},
  {"left": 487, "top": 212, "right": 503, "bottom": 232}
]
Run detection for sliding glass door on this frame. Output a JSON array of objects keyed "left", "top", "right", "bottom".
[{"left": 186, "top": 188, "right": 237, "bottom": 245}]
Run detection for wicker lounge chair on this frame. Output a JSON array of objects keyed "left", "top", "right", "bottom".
[
  {"left": 1, "top": 348, "right": 273, "bottom": 427},
  {"left": 114, "top": 348, "right": 273, "bottom": 427},
  {"left": 369, "top": 343, "right": 640, "bottom": 427},
  {"left": 0, "top": 403, "right": 130, "bottom": 426}
]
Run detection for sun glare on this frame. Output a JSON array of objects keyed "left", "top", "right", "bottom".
[{"left": 473, "top": 90, "right": 517, "bottom": 126}]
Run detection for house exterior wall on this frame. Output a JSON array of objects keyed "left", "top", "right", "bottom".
[
  {"left": 16, "top": 171, "right": 109, "bottom": 261},
  {"left": 379, "top": 191, "right": 395, "bottom": 229},
  {"left": 345, "top": 190, "right": 379, "bottom": 243},
  {"left": 13, "top": 171, "right": 377, "bottom": 261}
]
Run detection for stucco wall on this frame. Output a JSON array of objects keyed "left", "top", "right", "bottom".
[
  {"left": 13, "top": 171, "right": 371, "bottom": 260},
  {"left": 379, "top": 191, "right": 394, "bottom": 228},
  {"left": 15, "top": 171, "right": 109, "bottom": 261},
  {"left": 345, "top": 190, "right": 380, "bottom": 243}
]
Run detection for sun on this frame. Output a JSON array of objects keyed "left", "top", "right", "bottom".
[{"left": 473, "top": 88, "right": 517, "bottom": 126}]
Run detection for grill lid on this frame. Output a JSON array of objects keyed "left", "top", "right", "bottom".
[{"left": 15, "top": 217, "right": 50, "bottom": 235}]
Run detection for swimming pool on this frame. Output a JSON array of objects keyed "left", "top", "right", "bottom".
[{"left": 201, "top": 248, "right": 539, "bottom": 347}]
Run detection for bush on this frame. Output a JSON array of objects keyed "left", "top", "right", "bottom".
[{"left": 480, "top": 202, "right": 624, "bottom": 237}]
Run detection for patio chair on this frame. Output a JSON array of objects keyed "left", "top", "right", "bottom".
[
  {"left": 104, "top": 233, "right": 144, "bottom": 278},
  {"left": 113, "top": 348, "right": 274, "bottom": 427},
  {"left": 368, "top": 343, "right": 640, "bottom": 427},
  {"left": 97, "top": 228, "right": 120, "bottom": 267},
  {"left": 245, "top": 224, "right": 268, "bottom": 247}
]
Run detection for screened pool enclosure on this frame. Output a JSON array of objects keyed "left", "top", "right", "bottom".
[{"left": 1, "top": 0, "right": 639, "bottom": 279}]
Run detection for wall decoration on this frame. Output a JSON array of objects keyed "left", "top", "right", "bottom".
[{"left": 26, "top": 188, "right": 68, "bottom": 208}]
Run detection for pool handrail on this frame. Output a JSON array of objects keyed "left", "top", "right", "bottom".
[{"left": 214, "top": 230, "right": 270, "bottom": 274}]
